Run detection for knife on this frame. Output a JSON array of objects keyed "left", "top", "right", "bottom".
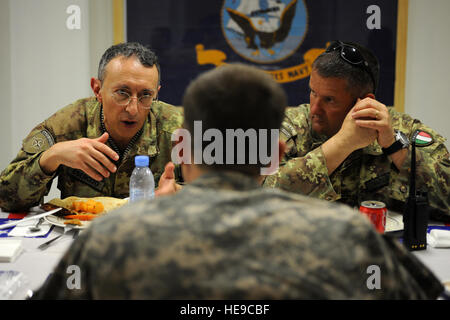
[
  {"left": 38, "top": 224, "right": 77, "bottom": 250},
  {"left": 0, "top": 207, "right": 62, "bottom": 230}
]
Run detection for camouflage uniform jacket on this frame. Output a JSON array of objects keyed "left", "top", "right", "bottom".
[
  {"left": 34, "top": 171, "right": 443, "bottom": 299},
  {"left": 0, "top": 97, "right": 183, "bottom": 212},
  {"left": 264, "top": 104, "right": 450, "bottom": 221}
]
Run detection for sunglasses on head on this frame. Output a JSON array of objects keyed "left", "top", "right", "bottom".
[{"left": 325, "top": 41, "right": 377, "bottom": 93}]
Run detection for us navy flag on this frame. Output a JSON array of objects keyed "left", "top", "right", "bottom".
[{"left": 127, "top": 0, "right": 398, "bottom": 106}]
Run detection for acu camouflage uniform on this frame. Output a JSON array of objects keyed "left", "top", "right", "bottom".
[
  {"left": 34, "top": 171, "right": 443, "bottom": 299},
  {"left": 264, "top": 104, "right": 450, "bottom": 222},
  {"left": 0, "top": 97, "right": 183, "bottom": 212}
]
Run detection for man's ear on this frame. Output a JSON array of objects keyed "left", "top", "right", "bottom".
[
  {"left": 154, "top": 84, "right": 161, "bottom": 101},
  {"left": 364, "top": 93, "right": 376, "bottom": 100},
  {"left": 91, "top": 78, "right": 102, "bottom": 103}
]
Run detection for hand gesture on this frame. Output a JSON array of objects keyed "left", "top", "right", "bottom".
[
  {"left": 155, "top": 162, "right": 183, "bottom": 197},
  {"left": 337, "top": 102, "right": 378, "bottom": 151},
  {"left": 351, "top": 97, "right": 395, "bottom": 148},
  {"left": 40, "top": 132, "right": 119, "bottom": 181}
]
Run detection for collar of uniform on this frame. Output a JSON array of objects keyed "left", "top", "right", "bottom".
[
  {"left": 189, "top": 170, "right": 261, "bottom": 191},
  {"left": 305, "top": 104, "right": 329, "bottom": 149},
  {"left": 133, "top": 104, "right": 159, "bottom": 157},
  {"left": 310, "top": 127, "right": 328, "bottom": 149},
  {"left": 85, "top": 97, "right": 103, "bottom": 139}
]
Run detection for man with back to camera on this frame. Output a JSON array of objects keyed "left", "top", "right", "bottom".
[
  {"left": 33, "top": 64, "right": 443, "bottom": 299},
  {"left": 264, "top": 40, "right": 449, "bottom": 221},
  {"left": 0, "top": 42, "right": 183, "bottom": 212}
]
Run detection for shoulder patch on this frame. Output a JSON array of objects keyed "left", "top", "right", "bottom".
[
  {"left": 280, "top": 121, "right": 297, "bottom": 141},
  {"left": 412, "top": 131, "right": 434, "bottom": 147},
  {"left": 23, "top": 130, "right": 55, "bottom": 154}
]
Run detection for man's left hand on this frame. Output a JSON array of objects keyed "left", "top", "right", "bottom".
[
  {"left": 351, "top": 97, "right": 395, "bottom": 148},
  {"left": 155, "top": 162, "right": 183, "bottom": 197}
]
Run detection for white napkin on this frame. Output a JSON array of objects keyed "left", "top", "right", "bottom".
[
  {"left": 427, "top": 229, "right": 450, "bottom": 248},
  {"left": 7, "top": 219, "right": 52, "bottom": 238},
  {"left": 0, "top": 240, "right": 23, "bottom": 262}
]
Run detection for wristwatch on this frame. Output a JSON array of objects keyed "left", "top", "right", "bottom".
[{"left": 382, "top": 130, "right": 409, "bottom": 156}]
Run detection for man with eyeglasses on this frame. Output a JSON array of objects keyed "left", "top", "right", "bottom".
[
  {"left": 0, "top": 42, "right": 183, "bottom": 212},
  {"left": 264, "top": 41, "right": 449, "bottom": 221}
]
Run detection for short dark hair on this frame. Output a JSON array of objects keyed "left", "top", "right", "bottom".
[
  {"left": 98, "top": 42, "right": 160, "bottom": 84},
  {"left": 312, "top": 41, "right": 380, "bottom": 97},
  {"left": 182, "top": 64, "right": 287, "bottom": 176}
]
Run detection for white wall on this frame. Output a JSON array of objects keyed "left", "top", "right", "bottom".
[
  {"left": 9, "top": 0, "right": 91, "bottom": 160},
  {"left": 0, "top": 0, "right": 12, "bottom": 173},
  {"left": 405, "top": 0, "right": 450, "bottom": 149}
]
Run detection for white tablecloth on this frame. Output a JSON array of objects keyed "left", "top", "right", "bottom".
[{"left": 0, "top": 226, "right": 76, "bottom": 298}]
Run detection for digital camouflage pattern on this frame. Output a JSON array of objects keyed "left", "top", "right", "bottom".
[
  {"left": 263, "top": 104, "right": 450, "bottom": 221},
  {"left": 0, "top": 97, "right": 183, "bottom": 212},
  {"left": 33, "top": 171, "right": 443, "bottom": 299}
]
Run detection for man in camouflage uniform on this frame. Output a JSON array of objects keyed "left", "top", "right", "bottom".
[
  {"left": 33, "top": 64, "right": 443, "bottom": 299},
  {"left": 264, "top": 41, "right": 449, "bottom": 221},
  {"left": 0, "top": 43, "right": 183, "bottom": 212}
]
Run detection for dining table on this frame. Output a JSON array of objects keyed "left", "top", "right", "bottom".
[{"left": 1, "top": 207, "right": 449, "bottom": 300}]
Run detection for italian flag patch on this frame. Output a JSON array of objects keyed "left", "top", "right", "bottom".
[{"left": 414, "top": 131, "right": 433, "bottom": 146}]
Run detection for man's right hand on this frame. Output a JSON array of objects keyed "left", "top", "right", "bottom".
[
  {"left": 321, "top": 103, "right": 377, "bottom": 174},
  {"left": 336, "top": 103, "right": 378, "bottom": 151},
  {"left": 39, "top": 132, "right": 119, "bottom": 181}
]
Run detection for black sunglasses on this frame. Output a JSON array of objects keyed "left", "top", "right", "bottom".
[{"left": 325, "top": 41, "right": 377, "bottom": 93}]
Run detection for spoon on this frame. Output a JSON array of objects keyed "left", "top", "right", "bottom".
[{"left": 29, "top": 218, "right": 44, "bottom": 232}]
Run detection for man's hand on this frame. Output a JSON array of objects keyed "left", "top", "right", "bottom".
[
  {"left": 155, "top": 162, "right": 182, "bottom": 197},
  {"left": 351, "top": 98, "right": 409, "bottom": 169},
  {"left": 321, "top": 103, "right": 377, "bottom": 174},
  {"left": 39, "top": 132, "right": 119, "bottom": 181},
  {"left": 336, "top": 103, "right": 378, "bottom": 151},
  {"left": 351, "top": 97, "right": 395, "bottom": 148}
]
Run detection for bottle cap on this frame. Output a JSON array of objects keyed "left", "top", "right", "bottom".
[{"left": 135, "top": 155, "right": 149, "bottom": 167}]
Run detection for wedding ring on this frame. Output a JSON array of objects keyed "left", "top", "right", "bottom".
[{"left": 375, "top": 110, "right": 379, "bottom": 119}]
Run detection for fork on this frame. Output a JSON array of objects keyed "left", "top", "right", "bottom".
[
  {"left": 29, "top": 218, "right": 44, "bottom": 233},
  {"left": 38, "top": 225, "right": 76, "bottom": 250}
]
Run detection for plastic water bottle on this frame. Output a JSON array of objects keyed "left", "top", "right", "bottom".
[{"left": 129, "top": 155, "right": 155, "bottom": 203}]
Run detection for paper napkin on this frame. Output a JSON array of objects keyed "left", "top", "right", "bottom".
[
  {"left": 427, "top": 229, "right": 450, "bottom": 248},
  {"left": 7, "top": 219, "right": 52, "bottom": 238},
  {"left": 0, "top": 239, "right": 23, "bottom": 262}
]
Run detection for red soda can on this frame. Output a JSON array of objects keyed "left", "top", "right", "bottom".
[{"left": 359, "top": 201, "right": 387, "bottom": 233}]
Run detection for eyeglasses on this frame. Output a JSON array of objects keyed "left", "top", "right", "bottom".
[
  {"left": 111, "top": 89, "right": 157, "bottom": 109},
  {"left": 325, "top": 41, "right": 377, "bottom": 92}
]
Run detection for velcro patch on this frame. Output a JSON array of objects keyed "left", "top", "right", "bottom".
[
  {"left": 67, "top": 168, "right": 105, "bottom": 192},
  {"left": 413, "top": 131, "right": 434, "bottom": 147},
  {"left": 23, "top": 130, "right": 55, "bottom": 154},
  {"left": 280, "top": 121, "right": 297, "bottom": 141}
]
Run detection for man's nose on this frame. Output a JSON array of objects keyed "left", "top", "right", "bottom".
[
  {"left": 310, "top": 98, "right": 323, "bottom": 115},
  {"left": 125, "top": 97, "right": 139, "bottom": 115}
]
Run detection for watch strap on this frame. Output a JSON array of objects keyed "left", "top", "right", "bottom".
[{"left": 382, "top": 140, "right": 403, "bottom": 156}]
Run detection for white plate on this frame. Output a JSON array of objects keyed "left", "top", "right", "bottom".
[{"left": 44, "top": 214, "right": 91, "bottom": 230}]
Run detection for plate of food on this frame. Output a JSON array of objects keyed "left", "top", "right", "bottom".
[{"left": 41, "top": 196, "right": 128, "bottom": 229}]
